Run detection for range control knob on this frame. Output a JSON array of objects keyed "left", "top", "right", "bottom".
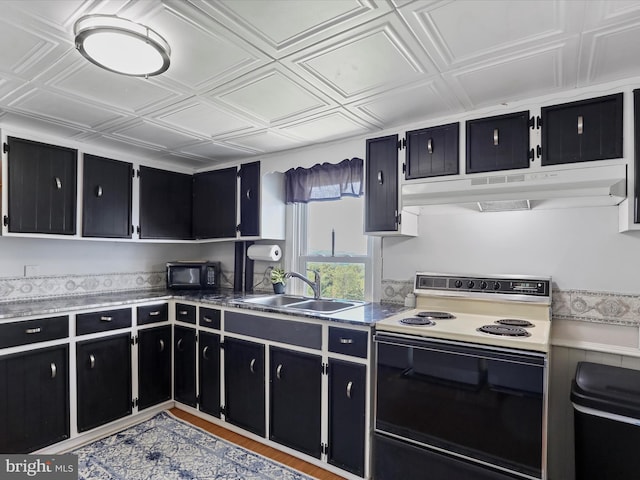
[
  {"left": 493, "top": 281, "right": 501, "bottom": 290},
  {"left": 454, "top": 280, "right": 463, "bottom": 288},
  {"left": 480, "top": 281, "right": 488, "bottom": 289},
  {"left": 467, "top": 280, "right": 475, "bottom": 289}
]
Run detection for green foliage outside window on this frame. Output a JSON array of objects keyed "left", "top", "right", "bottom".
[{"left": 306, "top": 262, "right": 365, "bottom": 300}]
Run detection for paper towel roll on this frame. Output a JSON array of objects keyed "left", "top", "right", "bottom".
[{"left": 247, "top": 244, "right": 282, "bottom": 262}]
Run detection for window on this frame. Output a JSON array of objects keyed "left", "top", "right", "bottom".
[{"left": 294, "top": 196, "right": 372, "bottom": 300}]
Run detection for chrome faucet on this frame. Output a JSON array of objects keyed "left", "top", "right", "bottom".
[{"left": 285, "top": 270, "right": 321, "bottom": 299}]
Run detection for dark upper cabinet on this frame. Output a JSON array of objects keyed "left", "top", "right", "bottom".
[
  {"left": 82, "top": 154, "right": 132, "bottom": 238},
  {"left": 541, "top": 93, "right": 623, "bottom": 166},
  {"left": 174, "top": 325, "right": 197, "bottom": 408},
  {"left": 6, "top": 136, "right": 77, "bottom": 234},
  {"left": 328, "top": 359, "right": 366, "bottom": 476},
  {"left": 138, "top": 325, "right": 172, "bottom": 411},
  {"left": 224, "top": 337, "right": 265, "bottom": 437},
  {"left": 199, "top": 331, "right": 221, "bottom": 418},
  {"left": 406, "top": 123, "right": 459, "bottom": 179},
  {"left": 193, "top": 167, "right": 237, "bottom": 239},
  {"left": 139, "top": 166, "right": 192, "bottom": 239},
  {"left": 466, "top": 111, "right": 531, "bottom": 174},
  {"left": 269, "top": 346, "right": 322, "bottom": 458},
  {"left": 239, "top": 161, "right": 260, "bottom": 237},
  {"left": 635, "top": 89, "right": 640, "bottom": 224},
  {"left": 76, "top": 334, "right": 132, "bottom": 432},
  {"left": 0, "top": 345, "right": 69, "bottom": 453},
  {"left": 365, "top": 134, "right": 399, "bottom": 232}
]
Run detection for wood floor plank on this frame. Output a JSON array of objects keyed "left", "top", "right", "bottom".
[{"left": 169, "top": 408, "right": 346, "bottom": 480}]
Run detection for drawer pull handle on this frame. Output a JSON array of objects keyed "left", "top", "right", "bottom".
[
  {"left": 96, "top": 185, "right": 103, "bottom": 197},
  {"left": 54, "top": 177, "right": 62, "bottom": 189},
  {"left": 246, "top": 188, "right": 252, "bottom": 200},
  {"left": 577, "top": 115, "right": 584, "bottom": 135},
  {"left": 25, "top": 327, "right": 42, "bottom": 334},
  {"left": 100, "top": 316, "right": 112, "bottom": 322},
  {"left": 203, "top": 346, "right": 209, "bottom": 360},
  {"left": 377, "top": 170, "right": 383, "bottom": 185},
  {"left": 493, "top": 128, "right": 499, "bottom": 146},
  {"left": 159, "top": 339, "right": 165, "bottom": 352},
  {"left": 177, "top": 338, "right": 183, "bottom": 351},
  {"left": 339, "top": 338, "right": 354, "bottom": 344},
  {"left": 276, "top": 364, "right": 283, "bottom": 380},
  {"left": 203, "top": 316, "right": 213, "bottom": 323},
  {"left": 427, "top": 138, "right": 433, "bottom": 154},
  {"left": 250, "top": 358, "right": 256, "bottom": 374},
  {"left": 50, "top": 362, "right": 57, "bottom": 379},
  {"left": 149, "top": 311, "right": 161, "bottom": 316},
  {"left": 179, "top": 310, "right": 188, "bottom": 315},
  {"left": 346, "top": 381, "right": 353, "bottom": 399},
  {"left": 89, "top": 354, "right": 96, "bottom": 369}
]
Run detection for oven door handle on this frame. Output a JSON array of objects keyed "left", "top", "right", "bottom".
[{"left": 374, "top": 332, "right": 546, "bottom": 365}]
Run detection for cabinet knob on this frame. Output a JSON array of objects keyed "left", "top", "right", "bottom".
[
  {"left": 339, "top": 338, "right": 353, "bottom": 344},
  {"left": 493, "top": 128, "right": 499, "bottom": 146},
  {"left": 159, "top": 339, "right": 165, "bottom": 352},
  {"left": 377, "top": 170, "right": 383, "bottom": 185},
  {"left": 96, "top": 185, "right": 103, "bottom": 197},
  {"left": 179, "top": 310, "right": 188, "bottom": 315},
  {"left": 50, "top": 362, "right": 57, "bottom": 379},
  {"left": 246, "top": 188, "right": 252, "bottom": 200},
  {"left": 250, "top": 358, "right": 256, "bottom": 374},
  {"left": 149, "top": 310, "right": 161, "bottom": 316},
  {"left": 346, "top": 381, "right": 353, "bottom": 399},
  {"left": 25, "top": 327, "right": 42, "bottom": 334},
  {"left": 427, "top": 138, "right": 433, "bottom": 154},
  {"left": 177, "top": 338, "right": 183, "bottom": 351},
  {"left": 89, "top": 354, "right": 96, "bottom": 369},
  {"left": 100, "top": 316, "right": 112, "bottom": 322},
  {"left": 202, "top": 345, "right": 209, "bottom": 360},
  {"left": 577, "top": 115, "right": 584, "bottom": 135},
  {"left": 276, "top": 364, "right": 283, "bottom": 380},
  {"left": 202, "top": 316, "right": 213, "bottom": 323},
  {"left": 54, "top": 177, "right": 62, "bottom": 189}
]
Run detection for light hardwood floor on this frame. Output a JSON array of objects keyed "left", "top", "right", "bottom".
[{"left": 170, "top": 408, "right": 346, "bottom": 480}]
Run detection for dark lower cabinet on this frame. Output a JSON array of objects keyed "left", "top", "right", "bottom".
[
  {"left": 82, "top": 154, "right": 132, "bottom": 238},
  {"left": 7, "top": 136, "right": 77, "bottom": 234},
  {"left": 199, "top": 331, "right": 221, "bottom": 417},
  {"left": 365, "top": 134, "right": 399, "bottom": 232},
  {"left": 138, "top": 326, "right": 171, "bottom": 410},
  {"left": 270, "top": 346, "right": 322, "bottom": 458},
  {"left": 77, "top": 334, "right": 132, "bottom": 432},
  {"left": 0, "top": 345, "right": 69, "bottom": 453},
  {"left": 466, "top": 111, "right": 531, "bottom": 173},
  {"left": 328, "top": 359, "right": 366, "bottom": 475},
  {"left": 224, "top": 337, "right": 265, "bottom": 436},
  {"left": 174, "top": 325, "right": 197, "bottom": 407}
]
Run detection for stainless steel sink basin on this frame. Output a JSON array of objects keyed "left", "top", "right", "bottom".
[{"left": 238, "top": 295, "right": 365, "bottom": 314}]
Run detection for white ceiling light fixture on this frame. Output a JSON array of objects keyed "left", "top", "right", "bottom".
[{"left": 74, "top": 14, "right": 171, "bottom": 77}]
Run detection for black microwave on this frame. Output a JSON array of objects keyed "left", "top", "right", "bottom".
[{"left": 166, "top": 261, "right": 220, "bottom": 290}]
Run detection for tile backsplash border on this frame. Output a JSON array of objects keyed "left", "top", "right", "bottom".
[{"left": 381, "top": 279, "right": 640, "bottom": 327}]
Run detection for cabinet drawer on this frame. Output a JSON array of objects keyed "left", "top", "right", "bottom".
[
  {"left": 328, "top": 327, "right": 368, "bottom": 358},
  {"left": 0, "top": 316, "right": 69, "bottom": 348},
  {"left": 175, "top": 303, "right": 196, "bottom": 324},
  {"left": 137, "top": 303, "right": 168, "bottom": 325},
  {"left": 199, "top": 307, "right": 221, "bottom": 329},
  {"left": 76, "top": 308, "right": 132, "bottom": 335}
]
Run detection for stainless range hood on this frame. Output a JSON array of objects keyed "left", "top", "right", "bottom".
[{"left": 401, "top": 163, "right": 627, "bottom": 209}]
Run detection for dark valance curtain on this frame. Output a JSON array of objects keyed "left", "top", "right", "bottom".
[{"left": 285, "top": 157, "right": 363, "bottom": 204}]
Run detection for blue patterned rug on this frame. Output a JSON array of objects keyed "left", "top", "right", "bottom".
[{"left": 72, "top": 411, "right": 315, "bottom": 480}]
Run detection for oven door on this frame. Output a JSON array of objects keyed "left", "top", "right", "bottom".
[{"left": 375, "top": 333, "right": 546, "bottom": 479}]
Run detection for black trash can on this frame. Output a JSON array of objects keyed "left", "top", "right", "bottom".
[{"left": 571, "top": 361, "right": 640, "bottom": 480}]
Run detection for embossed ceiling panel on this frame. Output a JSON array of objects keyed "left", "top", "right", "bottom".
[{"left": 0, "top": 0, "right": 637, "bottom": 169}]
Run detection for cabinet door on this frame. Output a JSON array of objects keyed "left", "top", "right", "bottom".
[
  {"left": 7, "top": 136, "right": 77, "bottom": 234},
  {"left": 239, "top": 161, "right": 260, "bottom": 237},
  {"left": 193, "top": 167, "right": 237, "bottom": 239},
  {"left": 0, "top": 346, "right": 69, "bottom": 453},
  {"left": 365, "top": 134, "right": 399, "bottom": 232},
  {"left": 635, "top": 89, "right": 640, "bottom": 224},
  {"left": 328, "top": 359, "right": 366, "bottom": 476},
  {"left": 139, "top": 166, "right": 192, "bottom": 239},
  {"left": 199, "top": 331, "right": 221, "bottom": 417},
  {"left": 77, "top": 334, "right": 132, "bottom": 432},
  {"left": 224, "top": 337, "right": 265, "bottom": 436},
  {"left": 138, "top": 326, "right": 171, "bottom": 410},
  {"left": 406, "top": 123, "right": 459, "bottom": 179},
  {"left": 466, "top": 111, "right": 530, "bottom": 173},
  {"left": 174, "top": 325, "right": 197, "bottom": 407},
  {"left": 82, "top": 154, "right": 132, "bottom": 238},
  {"left": 541, "top": 93, "right": 623, "bottom": 166},
  {"left": 270, "top": 346, "right": 322, "bottom": 458}
]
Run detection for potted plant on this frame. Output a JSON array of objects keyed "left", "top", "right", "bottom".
[{"left": 270, "top": 267, "right": 286, "bottom": 294}]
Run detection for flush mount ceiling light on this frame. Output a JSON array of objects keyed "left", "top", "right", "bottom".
[{"left": 74, "top": 14, "right": 170, "bottom": 77}]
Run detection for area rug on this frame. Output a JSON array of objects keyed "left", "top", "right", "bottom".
[{"left": 72, "top": 411, "right": 315, "bottom": 480}]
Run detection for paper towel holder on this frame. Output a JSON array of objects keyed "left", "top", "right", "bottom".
[{"left": 247, "top": 244, "right": 282, "bottom": 262}]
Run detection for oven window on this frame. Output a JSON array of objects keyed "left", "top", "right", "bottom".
[{"left": 375, "top": 340, "right": 544, "bottom": 478}]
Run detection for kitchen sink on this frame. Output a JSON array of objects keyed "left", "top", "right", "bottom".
[{"left": 238, "top": 295, "right": 365, "bottom": 314}]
